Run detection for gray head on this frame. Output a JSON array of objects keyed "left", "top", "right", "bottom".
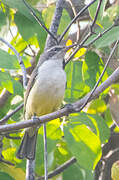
[{"left": 38, "top": 45, "right": 73, "bottom": 67}]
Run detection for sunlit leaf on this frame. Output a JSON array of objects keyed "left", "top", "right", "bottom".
[
  {"left": 74, "top": 48, "right": 86, "bottom": 58},
  {"left": 70, "top": 112, "right": 110, "bottom": 144},
  {"left": 1, "top": 80, "right": 13, "bottom": 94},
  {"left": 0, "top": 49, "right": 19, "bottom": 69},
  {"left": 0, "top": 163, "right": 25, "bottom": 180},
  {"left": 88, "top": 99, "right": 107, "bottom": 114},
  {"left": 0, "top": 172, "right": 14, "bottom": 180},
  {"left": 82, "top": 51, "right": 108, "bottom": 89},
  {"left": 64, "top": 125, "right": 102, "bottom": 170},
  {"left": 63, "top": 163, "right": 84, "bottom": 180},
  {"left": 65, "top": 61, "right": 90, "bottom": 103},
  {"left": 88, "top": 0, "right": 108, "bottom": 25}
]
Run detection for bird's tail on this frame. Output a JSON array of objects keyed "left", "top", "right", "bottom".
[{"left": 16, "top": 131, "right": 38, "bottom": 160}]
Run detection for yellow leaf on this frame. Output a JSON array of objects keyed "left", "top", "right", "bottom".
[
  {"left": 74, "top": 48, "right": 86, "bottom": 58},
  {"left": 0, "top": 163, "right": 25, "bottom": 180},
  {"left": 66, "top": 39, "right": 72, "bottom": 46}
]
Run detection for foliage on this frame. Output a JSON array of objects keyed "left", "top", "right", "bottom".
[{"left": 0, "top": 0, "right": 119, "bottom": 180}]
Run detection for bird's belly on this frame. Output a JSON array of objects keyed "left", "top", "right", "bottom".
[{"left": 25, "top": 69, "right": 66, "bottom": 119}]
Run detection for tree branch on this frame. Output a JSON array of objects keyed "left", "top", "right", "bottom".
[
  {"left": 45, "top": 0, "right": 65, "bottom": 49},
  {"left": 37, "top": 157, "right": 76, "bottom": 180},
  {"left": 0, "top": 103, "right": 23, "bottom": 125},
  {"left": 0, "top": 37, "right": 27, "bottom": 89}
]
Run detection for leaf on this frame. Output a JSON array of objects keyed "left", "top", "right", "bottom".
[
  {"left": 10, "top": 37, "right": 27, "bottom": 54},
  {"left": 0, "top": 10, "right": 7, "bottom": 31},
  {"left": 2, "top": 0, "right": 34, "bottom": 21},
  {"left": 87, "top": 99, "right": 107, "bottom": 114},
  {"left": 54, "top": 140, "right": 72, "bottom": 165},
  {"left": 14, "top": 12, "right": 46, "bottom": 50},
  {"left": 0, "top": 71, "right": 14, "bottom": 93},
  {"left": 35, "top": 134, "right": 58, "bottom": 175},
  {"left": 70, "top": 112, "right": 110, "bottom": 144},
  {"left": 0, "top": 163, "right": 25, "bottom": 180},
  {"left": 46, "top": 119, "right": 62, "bottom": 140},
  {"left": 82, "top": 51, "right": 108, "bottom": 89},
  {"left": 1, "top": 80, "right": 13, "bottom": 94},
  {"left": 63, "top": 163, "right": 84, "bottom": 180},
  {"left": 88, "top": 0, "right": 108, "bottom": 25},
  {"left": 65, "top": 61, "right": 90, "bottom": 103},
  {"left": 88, "top": 114, "right": 110, "bottom": 144},
  {"left": 58, "top": 9, "right": 71, "bottom": 35},
  {"left": 0, "top": 172, "right": 14, "bottom": 180},
  {"left": 64, "top": 125, "right": 102, "bottom": 170},
  {"left": 94, "top": 26, "right": 119, "bottom": 48},
  {"left": 0, "top": 71, "right": 23, "bottom": 95},
  {"left": 74, "top": 48, "right": 86, "bottom": 58},
  {"left": 0, "top": 49, "right": 19, "bottom": 69},
  {"left": 42, "top": 5, "right": 55, "bottom": 28}
]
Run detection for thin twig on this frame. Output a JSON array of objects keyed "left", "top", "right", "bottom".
[
  {"left": 90, "top": 0, "right": 102, "bottom": 32},
  {"left": 5, "top": 134, "right": 21, "bottom": 140},
  {"left": 22, "top": 0, "right": 58, "bottom": 44},
  {"left": 0, "top": 38, "right": 27, "bottom": 89},
  {"left": 68, "top": 0, "right": 80, "bottom": 41},
  {"left": 0, "top": 158, "right": 15, "bottom": 166},
  {"left": 65, "top": 17, "right": 115, "bottom": 66},
  {"left": 86, "top": 24, "right": 114, "bottom": 47},
  {"left": 38, "top": 157, "right": 76, "bottom": 180},
  {"left": 43, "top": 124, "right": 48, "bottom": 180},
  {"left": 0, "top": 103, "right": 23, "bottom": 125},
  {"left": 77, "top": 39, "right": 119, "bottom": 112},
  {"left": 0, "top": 65, "right": 119, "bottom": 133},
  {"left": 65, "top": 0, "right": 103, "bottom": 65},
  {"left": 58, "top": 0, "right": 97, "bottom": 43}
]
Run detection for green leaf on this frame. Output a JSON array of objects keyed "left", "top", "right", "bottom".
[
  {"left": 42, "top": 5, "right": 55, "bottom": 28},
  {"left": 58, "top": 9, "right": 71, "bottom": 36},
  {"left": 65, "top": 61, "right": 90, "bottom": 103},
  {"left": 0, "top": 10, "right": 7, "bottom": 31},
  {"left": 88, "top": 114, "right": 110, "bottom": 144},
  {"left": 2, "top": 0, "right": 34, "bottom": 21},
  {"left": 63, "top": 163, "right": 84, "bottom": 180},
  {"left": 1, "top": 80, "right": 13, "bottom": 94},
  {"left": 93, "top": 26, "right": 119, "bottom": 48},
  {"left": 0, "top": 49, "right": 19, "bottom": 69},
  {"left": 64, "top": 125, "right": 102, "bottom": 170},
  {"left": 46, "top": 119, "right": 62, "bottom": 140},
  {"left": 14, "top": 12, "right": 46, "bottom": 50},
  {"left": 0, "top": 71, "right": 13, "bottom": 93},
  {"left": 35, "top": 134, "right": 58, "bottom": 175},
  {"left": 88, "top": 0, "right": 108, "bottom": 26},
  {"left": 0, "top": 172, "right": 14, "bottom": 180},
  {"left": 0, "top": 71, "right": 23, "bottom": 95},
  {"left": 54, "top": 140, "right": 72, "bottom": 165},
  {"left": 83, "top": 51, "right": 108, "bottom": 89},
  {"left": 10, "top": 37, "right": 27, "bottom": 54},
  {"left": 88, "top": 99, "right": 107, "bottom": 114},
  {"left": 70, "top": 112, "right": 110, "bottom": 144},
  {"left": 0, "top": 163, "right": 25, "bottom": 180}
]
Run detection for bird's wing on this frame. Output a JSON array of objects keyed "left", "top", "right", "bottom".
[{"left": 24, "top": 66, "right": 38, "bottom": 117}]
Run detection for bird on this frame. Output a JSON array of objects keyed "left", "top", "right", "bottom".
[{"left": 16, "top": 45, "right": 70, "bottom": 160}]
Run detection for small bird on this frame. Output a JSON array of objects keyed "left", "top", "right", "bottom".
[{"left": 16, "top": 46, "right": 70, "bottom": 160}]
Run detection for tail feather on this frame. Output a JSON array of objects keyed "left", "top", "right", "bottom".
[{"left": 16, "top": 131, "right": 38, "bottom": 160}]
